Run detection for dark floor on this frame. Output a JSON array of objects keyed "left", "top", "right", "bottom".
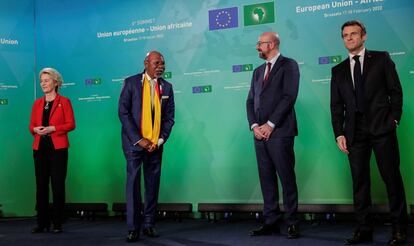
[{"left": 0, "top": 218, "right": 412, "bottom": 246}]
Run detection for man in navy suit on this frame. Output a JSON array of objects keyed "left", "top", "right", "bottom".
[
  {"left": 246, "top": 32, "right": 300, "bottom": 239},
  {"left": 330, "top": 20, "right": 407, "bottom": 245},
  {"left": 119, "top": 51, "right": 175, "bottom": 242}
]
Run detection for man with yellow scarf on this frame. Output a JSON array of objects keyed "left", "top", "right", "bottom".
[{"left": 119, "top": 51, "right": 175, "bottom": 242}]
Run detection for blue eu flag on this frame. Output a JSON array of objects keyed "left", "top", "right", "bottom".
[
  {"left": 233, "top": 65, "right": 243, "bottom": 73},
  {"left": 209, "top": 7, "right": 238, "bottom": 31},
  {"left": 318, "top": 56, "right": 330, "bottom": 65}
]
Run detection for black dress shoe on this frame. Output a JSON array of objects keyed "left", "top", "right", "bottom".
[
  {"left": 52, "top": 225, "right": 63, "bottom": 234},
  {"left": 31, "top": 225, "right": 50, "bottom": 233},
  {"left": 126, "top": 230, "right": 139, "bottom": 242},
  {"left": 249, "top": 224, "right": 280, "bottom": 236},
  {"left": 344, "top": 230, "right": 373, "bottom": 245},
  {"left": 143, "top": 227, "right": 159, "bottom": 238},
  {"left": 388, "top": 229, "right": 407, "bottom": 245},
  {"left": 287, "top": 224, "right": 300, "bottom": 239}
]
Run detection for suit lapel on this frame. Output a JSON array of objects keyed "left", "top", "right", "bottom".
[
  {"left": 342, "top": 57, "right": 355, "bottom": 92},
  {"left": 157, "top": 78, "right": 164, "bottom": 108},
  {"left": 139, "top": 73, "right": 144, "bottom": 90},
  {"left": 49, "top": 94, "right": 60, "bottom": 118},
  {"left": 362, "top": 50, "right": 373, "bottom": 83},
  {"left": 255, "top": 64, "right": 265, "bottom": 93}
]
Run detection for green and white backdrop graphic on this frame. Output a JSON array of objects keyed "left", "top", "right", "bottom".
[{"left": 1, "top": 0, "right": 414, "bottom": 216}]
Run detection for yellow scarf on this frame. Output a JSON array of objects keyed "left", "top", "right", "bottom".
[{"left": 141, "top": 75, "right": 161, "bottom": 145}]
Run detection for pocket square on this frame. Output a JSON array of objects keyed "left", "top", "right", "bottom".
[{"left": 161, "top": 96, "right": 169, "bottom": 99}]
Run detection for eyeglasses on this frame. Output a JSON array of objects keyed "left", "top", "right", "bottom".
[{"left": 256, "top": 41, "right": 272, "bottom": 46}]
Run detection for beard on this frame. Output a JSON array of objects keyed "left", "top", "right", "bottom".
[
  {"left": 154, "top": 69, "right": 164, "bottom": 78},
  {"left": 258, "top": 51, "right": 266, "bottom": 59}
]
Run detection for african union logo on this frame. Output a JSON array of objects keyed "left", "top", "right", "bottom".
[
  {"left": 163, "top": 72, "right": 172, "bottom": 79},
  {"left": 0, "top": 98, "right": 8, "bottom": 105},
  {"left": 244, "top": 1, "right": 275, "bottom": 26},
  {"left": 85, "top": 78, "right": 102, "bottom": 85},
  {"left": 318, "top": 55, "right": 342, "bottom": 65},
  {"left": 209, "top": 7, "right": 238, "bottom": 31}
]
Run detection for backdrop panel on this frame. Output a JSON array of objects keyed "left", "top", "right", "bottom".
[{"left": 0, "top": 0, "right": 35, "bottom": 216}]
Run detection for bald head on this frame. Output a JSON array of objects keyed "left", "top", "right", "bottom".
[
  {"left": 261, "top": 32, "right": 280, "bottom": 46},
  {"left": 145, "top": 51, "right": 163, "bottom": 62},
  {"left": 144, "top": 51, "right": 165, "bottom": 79},
  {"left": 256, "top": 32, "right": 280, "bottom": 60}
]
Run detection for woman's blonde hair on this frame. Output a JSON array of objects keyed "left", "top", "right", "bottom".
[{"left": 39, "top": 67, "right": 63, "bottom": 92}]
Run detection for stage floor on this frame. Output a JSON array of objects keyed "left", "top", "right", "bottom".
[{"left": 0, "top": 218, "right": 412, "bottom": 245}]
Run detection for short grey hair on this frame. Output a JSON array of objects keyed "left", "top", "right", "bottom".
[
  {"left": 270, "top": 32, "right": 280, "bottom": 46},
  {"left": 39, "top": 67, "right": 63, "bottom": 92}
]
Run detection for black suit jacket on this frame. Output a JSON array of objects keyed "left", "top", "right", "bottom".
[
  {"left": 246, "top": 55, "right": 300, "bottom": 138},
  {"left": 330, "top": 50, "right": 403, "bottom": 145}
]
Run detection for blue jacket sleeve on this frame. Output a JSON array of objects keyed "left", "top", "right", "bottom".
[{"left": 118, "top": 79, "right": 142, "bottom": 145}]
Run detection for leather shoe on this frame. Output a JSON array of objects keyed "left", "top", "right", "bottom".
[
  {"left": 126, "top": 230, "right": 139, "bottom": 242},
  {"left": 143, "top": 227, "right": 159, "bottom": 238},
  {"left": 249, "top": 223, "right": 280, "bottom": 236},
  {"left": 287, "top": 224, "right": 300, "bottom": 239},
  {"left": 388, "top": 229, "right": 407, "bottom": 245},
  {"left": 344, "top": 229, "right": 373, "bottom": 245},
  {"left": 31, "top": 225, "right": 50, "bottom": 233},
  {"left": 52, "top": 224, "right": 63, "bottom": 234}
]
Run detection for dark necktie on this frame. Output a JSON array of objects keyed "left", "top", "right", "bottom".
[
  {"left": 263, "top": 62, "right": 272, "bottom": 87},
  {"left": 353, "top": 55, "right": 365, "bottom": 112}
]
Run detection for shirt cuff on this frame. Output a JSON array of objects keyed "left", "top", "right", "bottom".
[
  {"left": 267, "top": 120, "right": 275, "bottom": 129},
  {"left": 158, "top": 138, "right": 164, "bottom": 147},
  {"left": 336, "top": 135, "right": 345, "bottom": 141},
  {"left": 134, "top": 138, "right": 143, "bottom": 146},
  {"left": 250, "top": 123, "right": 259, "bottom": 130}
]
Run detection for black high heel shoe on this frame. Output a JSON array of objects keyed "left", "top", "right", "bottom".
[{"left": 31, "top": 225, "right": 50, "bottom": 233}]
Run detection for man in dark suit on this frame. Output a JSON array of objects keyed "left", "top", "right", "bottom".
[
  {"left": 246, "top": 32, "right": 300, "bottom": 239},
  {"left": 330, "top": 20, "right": 407, "bottom": 245},
  {"left": 118, "top": 51, "right": 175, "bottom": 242}
]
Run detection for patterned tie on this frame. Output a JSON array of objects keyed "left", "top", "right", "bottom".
[
  {"left": 353, "top": 55, "right": 365, "bottom": 112},
  {"left": 263, "top": 62, "right": 272, "bottom": 87}
]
